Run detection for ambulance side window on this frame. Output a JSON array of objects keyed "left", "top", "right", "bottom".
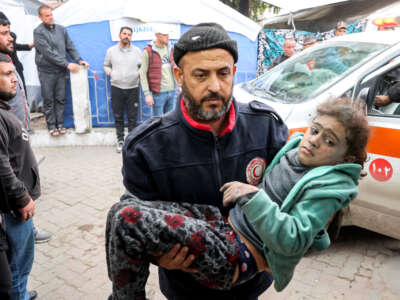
[
  {"left": 369, "top": 68, "right": 400, "bottom": 117},
  {"left": 341, "top": 88, "right": 353, "bottom": 98}
]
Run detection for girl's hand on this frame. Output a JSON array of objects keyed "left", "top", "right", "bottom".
[{"left": 220, "top": 181, "right": 259, "bottom": 207}]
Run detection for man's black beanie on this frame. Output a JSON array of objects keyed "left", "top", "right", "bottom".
[
  {"left": 0, "top": 12, "right": 10, "bottom": 22},
  {"left": 173, "top": 22, "right": 238, "bottom": 66}
]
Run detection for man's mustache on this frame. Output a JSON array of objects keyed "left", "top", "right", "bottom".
[{"left": 201, "top": 92, "right": 225, "bottom": 103}]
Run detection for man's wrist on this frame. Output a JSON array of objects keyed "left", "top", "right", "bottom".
[{"left": 144, "top": 91, "right": 151, "bottom": 96}]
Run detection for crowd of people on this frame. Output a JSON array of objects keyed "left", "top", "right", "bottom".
[{"left": 0, "top": 4, "right": 395, "bottom": 300}]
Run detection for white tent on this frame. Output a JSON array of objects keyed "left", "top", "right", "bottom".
[
  {"left": 262, "top": 0, "right": 347, "bottom": 13},
  {"left": 54, "top": 0, "right": 261, "bottom": 41}
]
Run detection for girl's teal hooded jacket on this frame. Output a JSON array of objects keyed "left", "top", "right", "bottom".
[{"left": 238, "top": 133, "right": 361, "bottom": 291}]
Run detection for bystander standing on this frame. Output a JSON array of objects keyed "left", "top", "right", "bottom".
[
  {"left": 33, "top": 5, "right": 89, "bottom": 137},
  {"left": 104, "top": 26, "right": 142, "bottom": 153},
  {"left": 139, "top": 25, "right": 177, "bottom": 116},
  {"left": 268, "top": 37, "right": 296, "bottom": 69},
  {"left": 0, "top": 13, "right": 51, "bottom": 244},
  {"left": 0, "top": 53, "right": 39, "bottom": 300}
]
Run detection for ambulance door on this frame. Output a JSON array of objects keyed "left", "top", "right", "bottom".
[{"left": 349, "top": 58, "right": 400, "bottom": 239}]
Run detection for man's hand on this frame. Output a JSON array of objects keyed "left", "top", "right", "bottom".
[
  {"left": 67, "top": 63, "right": 80, "bottom": 73},
  {"left": 18, "top": 198, "right": 35, "bottom": 222},
  {"left": 145, "top": 94, "right": 154, "bottom": 107},
  {"left": 153, "top": 244, "right": 198, "bottom": 273},
  {"left": 220, "top": 181, "right": 259, "bottom": 207},
  {"left": 28, "top": 43, "right": 35, "bottom": 49},
  {"left": 79, "top": 60, "right": 90, "bottom": 69},
  {"left": 374, "top": 95, "right": 392, "bottom": 107}
]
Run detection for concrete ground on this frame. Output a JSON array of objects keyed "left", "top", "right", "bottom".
[{"left": 28, "top": 139, "right": 400, "bottom": 300}]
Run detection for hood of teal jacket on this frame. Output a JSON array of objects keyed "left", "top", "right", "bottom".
[{"left": 246, "top": 133, "right": 361, "bottom": 292}]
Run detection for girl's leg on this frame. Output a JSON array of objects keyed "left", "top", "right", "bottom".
[{"left": 106, "top": 196, "right": 241, "bottom": 299}]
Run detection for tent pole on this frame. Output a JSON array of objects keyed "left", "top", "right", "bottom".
[{"left": 288, "top": 12, "right": 296, "bottom": 31}]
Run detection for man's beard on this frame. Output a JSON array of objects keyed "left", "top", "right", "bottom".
[
  {"left": 182, "top": 81, "right": 233, "bottom": 121},
  {"left": 0, "top": 44, "right": 13, "bottom": 55},
  {"left": 121, "top": 38, "right": 130, "bottom": 46},
  {"left": 0, "top": 90, "right": 16, "bottom": 101}
]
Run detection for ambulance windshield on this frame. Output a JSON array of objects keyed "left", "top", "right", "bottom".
[{"left": 243, "top": 41, "right": 389, "bottom": 103}]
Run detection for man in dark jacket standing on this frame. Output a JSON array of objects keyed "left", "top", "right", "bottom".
[
  {"left": 110, "top": 23, "right": 288, "bottom": 300},
  {"left": 0, "top": 53, "right": 39, "bottom": 300},
  {"left": 33, "top": 5, "right": 89, "bottom": 137},
  {"left": 268, "top": 37, "right": 296, "bottom": 69}
]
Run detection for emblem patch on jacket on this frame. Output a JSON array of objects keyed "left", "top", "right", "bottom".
[{"left": 246, "top": 157, "right": 266, "bottom": 185}]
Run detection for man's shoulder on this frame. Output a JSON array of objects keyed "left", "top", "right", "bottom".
[
  {"left": 125, "top": 113, "right": 178, "bottom": 147},
  {"left": 54, "top": 23, "right": 65, "bottom": 30},
  {"left": 144, "top": 44, "right": 156, "bottom": 53},
  {"left": 271, "top": 55, "right": 282, "bottom": 62},
  {"left": 132, "top": 45, "right": 142, "bottom": 54},
  {"left": 130, "top": 45, "right": 142, "bottom": 56},
  {"left": 34, "top": 23, "right": 45, "bottom": 33},
  {"left": 0, "top": 107, "right": 17, "bottom": 129},
  {"left": 132, "top": 44, "right": 141, "bottom": 51},
  {"left": 0, "top": 106, "right": 8, "bottom": 121},
  {"left": 106, "top": 44, "right": 119, "bottom": 52},
  {"left": 237, "top": 100, "right": 284, "bottom": 124}
]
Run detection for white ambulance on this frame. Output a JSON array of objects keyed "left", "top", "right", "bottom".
[{"left": 234, "top": 31, "right": 400, "bottom": 240}]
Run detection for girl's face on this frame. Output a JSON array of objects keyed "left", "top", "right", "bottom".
[{"left": 298, "top": 115, "right": 349, "bottom": 167}]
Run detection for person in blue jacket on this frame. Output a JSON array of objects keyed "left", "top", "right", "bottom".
[
  {"left": 106, "top": 22, "right": 288, "bottom": 300},
  {"left": 106, "top": 96, "right": 370, "bottom": 299}
]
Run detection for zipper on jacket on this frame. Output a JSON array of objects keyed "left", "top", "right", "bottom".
[{"left": 214, "top": 136, "right": 223, "bottom": 189}]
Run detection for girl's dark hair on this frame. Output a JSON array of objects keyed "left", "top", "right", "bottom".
[{"left": 315, "top": 97, "right": 370, "bottom": 168}]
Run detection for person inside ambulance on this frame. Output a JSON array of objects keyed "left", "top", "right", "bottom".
[{"left": 374, "top": 81, "right": 400, "bottom": 110}]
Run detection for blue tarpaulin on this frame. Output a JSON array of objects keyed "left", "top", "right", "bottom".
[{"left": 256, "top": 20, "right": 366, "bottom": 75}]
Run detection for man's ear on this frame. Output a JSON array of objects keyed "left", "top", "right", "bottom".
[
  {"left": 173, "top": 66, "right": 183, "bottom": 87},
  {"left": 233, "top": 65, "right": 237, "bottom": 76}
]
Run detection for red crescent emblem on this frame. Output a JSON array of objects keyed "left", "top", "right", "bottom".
[{"left": 246, "top": 157, "right": 267, "bottom": 185}]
